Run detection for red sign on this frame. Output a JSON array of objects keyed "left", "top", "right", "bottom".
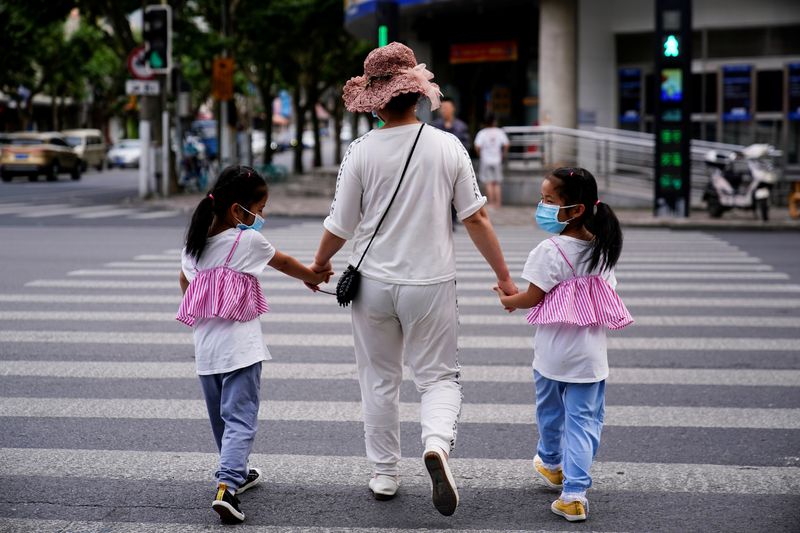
[
  {"left": 450, "top": 41, "right": 518, "bottom": 64},
  {"left": 127, "top": 46, "right": 155, "bottom": 80}
]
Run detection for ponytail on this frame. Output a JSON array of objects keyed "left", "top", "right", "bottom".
[
  {"left": 185, "top": 196, "right": 216, "bottom": 260},
  {"left": 585, "top": 200, "right": 622, "bottom": 272},
  {"left": 547, "top": 167, "right": 623, "bottom": 272},
  {"left": 183, "top": 165, "right": 268, "bottom": 261}
]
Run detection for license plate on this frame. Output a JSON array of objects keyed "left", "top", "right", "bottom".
[
  {"left": 114, "top": 157, "right": 123, "bottom": 164},
  {"left": 14, "top": 154, "right": 28, "bottom": 160}
]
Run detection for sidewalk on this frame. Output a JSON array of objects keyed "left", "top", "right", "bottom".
[{"left": 145, "top": 183, "right": 800, "bottom": 231}]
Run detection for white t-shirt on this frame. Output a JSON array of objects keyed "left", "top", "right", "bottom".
[
  {"left": 521, "top": 235, "right": 618, "bottom": 383},
  {"left": 324, "top": 123, "right": 486, "bottom": 285},
  {"left": 181, "top": 228, "right": 276, "bottom": 375},
  {"left": 474, "top": 127, "right": 510, "bottom": 166}
]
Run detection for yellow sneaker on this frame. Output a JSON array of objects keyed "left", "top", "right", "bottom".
[
  {"left": 533, "top": 455, "right": 563, "bottom": 489},
  {"left": 551, "top": 497, "right": 587, "bottom": 522}
]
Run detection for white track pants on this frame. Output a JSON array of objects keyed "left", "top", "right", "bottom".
[{"left": 352, "top": 277, "right": 463, "bottom": 476}]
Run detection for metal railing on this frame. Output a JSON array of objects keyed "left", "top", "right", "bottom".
[{"left": 503, "top": 125, "right": 746, "bottom": 193}]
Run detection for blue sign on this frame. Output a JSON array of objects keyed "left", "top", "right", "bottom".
[
  {"left": 722, "top": 65, "right": 752, "bottom": 122},
  {"left": 789, "top": 63, "right": 800, "bottom": 121},
  {"left": 618, "top": 68, "right": 641, "bottom": 124}
]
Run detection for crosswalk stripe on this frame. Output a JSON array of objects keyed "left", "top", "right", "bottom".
[
  {"left": 67, "top": 269, "right": 790, "bottom": 280},
  {"left": 126, "top": 209, "right": 182, "bottom": 219},
  {"left": 2, "top": 397, "right": 797, "bottom": 428},
  {"left": 0, "top": 330, "right": 796, "bottom": 351},
  {"left": 102, "top": 261, "right": 778, "bottom": 271},
  {"left": 2, "top": 360, "right": 797, "bottom": 386},
  {"left": 15, "top": 204, "right": 117, "bottom": 218},
  {"left": 2, "top": 293, "right": 799, "bottom": 308},
  {"left": 1, "top": 310, "right": 797, "bottom": 328},
  {"left": 0, "top": 519, "right": 559, "bottom": 533},
  {"left": 23, "top": 278, "right": 800, "bottom": 293},
  {"left": 1, "top": 448, "right": 797, "bottom": 494},
  {"left": 73, "top": 208, "right": 141, "bottom": 219},
  {"left": 0, "top": 203, "right": 70, "bottom": 215}
]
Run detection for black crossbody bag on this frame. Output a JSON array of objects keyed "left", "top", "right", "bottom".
[{"left": 336, "top": 123, "right": 425, "bottom": 307}]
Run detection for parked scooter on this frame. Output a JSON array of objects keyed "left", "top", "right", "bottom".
[{"left": 703, "top": 144, "right": 782, "bottom": 221}]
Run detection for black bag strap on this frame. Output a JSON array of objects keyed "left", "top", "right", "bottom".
[{"left": 354, "top": 123, "right": 425, "bottom": 270}]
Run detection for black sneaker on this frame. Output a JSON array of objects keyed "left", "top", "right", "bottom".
[
  {"left": 236, "top": 467, "right": 262, "bottom": 495},
  {"left": 212, "top": 483, "right": 245, "bottom": 523}
]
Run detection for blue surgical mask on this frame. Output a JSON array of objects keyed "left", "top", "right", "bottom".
[
  {"left": 535, "top": 201, "right": 578, "bottom": 234},
  {"left": 235, "top": 205, "right": 265, "bottom": 232}
]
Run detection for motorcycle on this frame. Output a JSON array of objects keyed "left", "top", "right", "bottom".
[{"left": 703, "top": 144, "right": 782, "bottom": 221}]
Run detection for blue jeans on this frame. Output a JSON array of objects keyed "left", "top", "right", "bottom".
[
  {"left": 199, "top": 362, "right": 262, "bottom": 490},
  {"left": 534, "top": 370, "right": 605, "bottom": 495}
]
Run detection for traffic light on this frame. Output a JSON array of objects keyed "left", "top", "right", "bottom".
[
  {"left": 375, "top": 1, "right": 397, "bottom": 47},
  {"left": 143, "top": 5, "right": 171, "bottom": 73},
  {"left": 653, "top": 0, "right": 691, "bottom": 218}
]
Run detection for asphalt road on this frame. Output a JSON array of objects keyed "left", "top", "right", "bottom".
[{"left": 0, "top": 180, "right": 798, "bottom": 532}]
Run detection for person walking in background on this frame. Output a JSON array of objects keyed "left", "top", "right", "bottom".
[
  {"left": 309, "top": 42, "right": 517, "bottom": 516},
  {"left": 493, "top": 167, "right": 633, "bottom": 522},
  {"left": 177, "top": 166, "right": 331, "bottom": 524},
  {"left": 432, "top": 98, "right": 471, "bottom": 227},
  {"left": 432, "top": 97, "right": 471, "bottom": 151},
  {"left": 474, "top": 114, "right": 510, "bottom": 208}
]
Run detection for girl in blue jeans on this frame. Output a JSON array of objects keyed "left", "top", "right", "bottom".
[{"left": 494, "top": 168, "right": 632, "bottom": 521}]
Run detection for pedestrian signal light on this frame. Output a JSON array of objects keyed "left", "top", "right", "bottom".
[
  {"left": 663, "top": 35, "right": 680, "bottom": 57},
  {"left": 143, "top": 5, "right": 171, "bottom": 73},
  {"left": 378, "top": 25, "right": 388, "bottom": 47}
]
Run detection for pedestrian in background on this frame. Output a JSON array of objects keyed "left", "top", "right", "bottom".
[
  {"left": 310, "top": 42, "right": 517, "bottom": 516},
  {"left": 176, "top": 166, "right": 331, "bottom": 524},
  {"left": 474, "top": 113, "right": 510, "bottom": 208},
  {"left": 493, "top": 167, "right": 633, "bottom": 522},
  {"left": 432, "top": 97, "right": 471, "bottom": 151},
  {"left": 432, "top": 98, "right": 471, "bottom": 227}
]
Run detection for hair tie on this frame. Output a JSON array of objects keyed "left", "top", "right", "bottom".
[
  {"left": 595, "top": 200, "right": 601, "bottom": 206},
  {"left": 208, "top": 193, "right": 214, "bottom": 200}
]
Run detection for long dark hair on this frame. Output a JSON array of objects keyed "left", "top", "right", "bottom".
[
  {"left": 185, "top": 165, "right": 268, "bottom": 261},
  {"left": 547, "top": 167, "right": 623, "bottom": 272}
]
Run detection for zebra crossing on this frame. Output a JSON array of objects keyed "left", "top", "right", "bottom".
[
  {"left": 1, "top": 223, "right": 798, "bottom": 532},
  {"left": 0, "top": 201, "right": 182, "bottom": 221}
]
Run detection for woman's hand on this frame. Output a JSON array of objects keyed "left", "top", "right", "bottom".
[{"left": 305, "top": 260, "right": 334, "bottom": 291}]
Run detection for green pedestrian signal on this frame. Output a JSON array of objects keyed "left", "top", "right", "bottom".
[
  {"left": 150, "top": 51, "right": 164, "bottom": 69},
  {"left": 378, "top": 25, "right": 388, "bottom": 47},
  {"left": 664, "top": 35, "right": 679, "bottom": 57}
]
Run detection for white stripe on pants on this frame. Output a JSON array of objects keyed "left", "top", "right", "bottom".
[{"left": 352, "top": 277, "right": 462, "bottom": 476}]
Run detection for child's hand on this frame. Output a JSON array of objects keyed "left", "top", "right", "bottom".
[
  {"left": 304, "top": 261, "right": 333, "bottom": 291},
  {"left": 492, "top": 286, "right": 515, "bottom": 313}
]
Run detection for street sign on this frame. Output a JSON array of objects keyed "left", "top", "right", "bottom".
[
  {"left": 212, "top": 57, "right": 235, "bottom": 101},
  {"left": 127, "top": 46, "right": 154, "bottom": 80},
  {"left": 653, "top": 0, "right": 692, "bottom": 218},
  {"left": 125, "top": 79, "right": 160, "bottom": 96}
]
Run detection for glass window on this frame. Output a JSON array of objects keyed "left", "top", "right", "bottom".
[
  {"left": 757, "top": 70, "right": 783, "bottom": 112},
  {"left": 65, "top": 136, "right": 82, "bottom": 147},
  {"left": 9, "top": 138, "right": 43, "bottom": 145},
  {"left": 708, "top": 28, "right": 767, "bottom": 58}
]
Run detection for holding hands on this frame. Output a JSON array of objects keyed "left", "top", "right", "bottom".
[{"left": 305, "top": 260, "right": 334, "bottom": 292}]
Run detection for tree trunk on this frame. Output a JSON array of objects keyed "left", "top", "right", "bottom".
[
  {"left": 51, "top": 88, "right": 58, "bottom": 131},
  {"left": 292, "top": 84, "right": 304, "bottom": 175},
  {"left": 333, "top": 94, "right": 343, "bottom": 164},
  {"left": 310, "top": 93, "right": 322, "bottom": 168},
  {"left": 257, "top": 67, "right": 275, "bottom": 165}
]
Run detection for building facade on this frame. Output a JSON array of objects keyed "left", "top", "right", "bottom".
[{"left": 345, "top": 0, "right": 800, "bottom": 163}]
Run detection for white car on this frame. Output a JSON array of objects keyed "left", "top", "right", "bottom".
[{"left": 107, "top": 139, "right": 142, "bottom": 168}]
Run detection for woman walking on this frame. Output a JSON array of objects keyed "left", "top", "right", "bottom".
[{"left": 308, "top": 42, "right": 517, "bottom": 516}]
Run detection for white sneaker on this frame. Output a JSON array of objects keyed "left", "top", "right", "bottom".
[
  {"left": 423, "top": 446, "right": 459, "bottom": 516},
  {"left": 368, "top": 474, "right": 399, "bottom": 500}
]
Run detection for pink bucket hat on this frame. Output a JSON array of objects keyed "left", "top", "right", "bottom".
[{"left": 343, "top": 42, "right": 442, "bottom": 113}]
